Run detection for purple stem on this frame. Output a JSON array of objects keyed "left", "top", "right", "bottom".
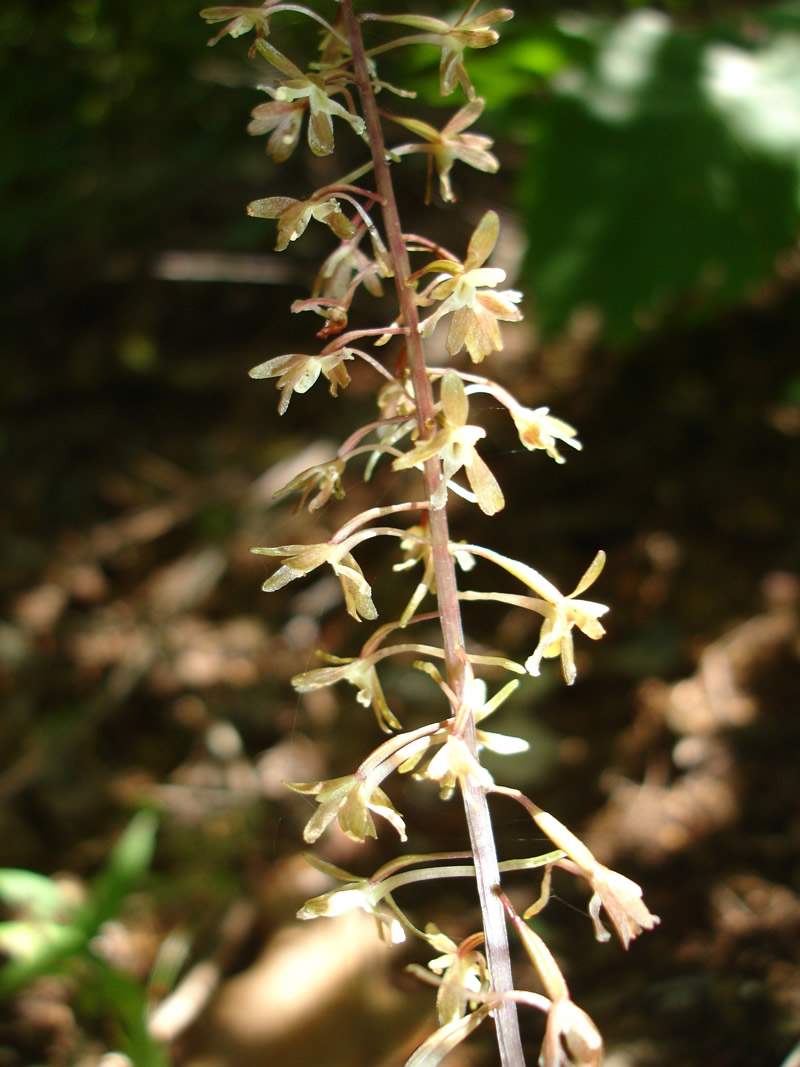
[{"left": 340, "top": 4, "right": 523, "bottom": 1063}]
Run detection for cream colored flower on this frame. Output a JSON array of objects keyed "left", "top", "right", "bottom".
[
  {"left": 417, "top": 211, "right": 522, "bottom": 363},
  {"left": 272, "top": 72, "right": 365, "bottom": 156},
  {"left": 287, "top": 773, "right": 406, "bottom": 843},
  {"left": 292, "top": 652, "right": 402, "bottom": 733},
  {"left": 248, "top": 44, "right": 365, "bottom": 159},
  {"left": 389, "top": 98, "right": 498, "bottom": 203},
  {"left": 249, "top": 348, "right": 353, "bottom": 415},
  {"left": 458, "top": 545, "right": 609, "bottom": 684},
  {"left": 296, "top": 857, "right": 407, "bottom": 944},
  {"left": 271, "top": 458, "right": 345, "bottom": 512},
  {"left": 587, "top": 866, "right": 661, "bottom": 950},
  {"left": 251, "top": 536, "right": 376, "bottom": 621},
  {"left": 363, "top": 9, "right": 514, "bottom": 99},
  {"left": 509, "top": 405, "right": 583, "bottom": 464},
  {"left": 392, "top": 370, "right": 504, "bottom": 515},
  {"left": 247, "top": 194, "right": 355, "bottom": 251},
  {"left": 247, "top": 95, "right": 306, "bottom": 161},
  {"left": 532, "top": 809, "right": 661, "bottom": 949},
  {"left": 522, "top": 551, "right": 609, "bottom": 684},
  {"left": 201, "top": 4, "right": 273, "bottom": 48}
]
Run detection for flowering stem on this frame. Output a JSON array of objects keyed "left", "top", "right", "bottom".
[{"left": 341, "top": 4, "right": 523, "bottom": 1062}]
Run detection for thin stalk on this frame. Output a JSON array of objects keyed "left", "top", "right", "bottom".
[{"left": 340, "top": 4, "right": 523, "bottom": 1062}]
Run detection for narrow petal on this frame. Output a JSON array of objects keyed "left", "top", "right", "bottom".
[{"left": 569, "top": 550, "right": 606, "bottom": 598}]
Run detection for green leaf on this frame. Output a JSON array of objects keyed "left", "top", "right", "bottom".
[
  {"left": 517, "top": 11, "right": 800, "bottom": 341},
  {"left": 88, "top": 809, "right": 159, "bottom": 929},
  {"left": 0, "top": 810, "right": 158, "bottom": 998},
  {"left": 0, "top": 869, "right": 67, "bottom": 920}
]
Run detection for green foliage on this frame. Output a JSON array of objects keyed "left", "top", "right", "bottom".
[
  {"left": 0, "top": 811, "right": 165, "bottom": 1061},
  {"left": 0, "top": 0, "right": 260, "bottom": 272},
  {"left": 485, "top": 7, "right": 800, "bottom": 340}
]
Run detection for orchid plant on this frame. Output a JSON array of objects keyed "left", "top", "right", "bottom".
[{"left": 201, "top": 2, "right": 659, "bottom": 1062}]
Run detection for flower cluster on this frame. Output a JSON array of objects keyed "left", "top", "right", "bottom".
[{"left": 207, "top": 5, "right": 662, "bottom": 1064}]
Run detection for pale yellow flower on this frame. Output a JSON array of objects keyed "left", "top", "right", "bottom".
[
  {"left": 417, "top": 211, "right": 522, "bottom": 363},
  {"left": 251, "top": 536, "right": 376, "bottom": 621},
  {"left": 271, "top": 73, "right": 365, "bottom": 156},
  {"left": 292, "top": 652, "right": 402, "bottom": 733},
  {"left": 201, "top": 4, "right": 273, "bottom": 48},
  {"left": 287, "top": 773, "right": 406, "bottom": 843},
  {"left": 247, "top": 194, "right": 355, "bottom": 251},
  {"left": 271, "top": 458, "right": 345, "bottom": 512},
  {"left": 522, "top": 551, "right": 609, "bottom": 684},
  {"left": 458, "top": 545, "right": 609, "bottom": 684},
  {"left": 532, "top": 809, "right": 661, "bottom": 949},
  {"left": 389, "top": 98, "right": 499, "bottom": 202},
  {"left": 249, "top": 347, "right": 353, "bottom": 415},
  {"left": 509, "top": 405, "right": 583, "bottom": 464},
  {"left": 392, "top": 370, "right": 504, "bottom": 515},
  {"left": 364, "top": 9, "right": 514, "bottom": 99}
]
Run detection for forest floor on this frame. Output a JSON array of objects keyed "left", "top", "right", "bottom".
[{"left": 2, "top": 246, "right": 799, "bottom": 1066}]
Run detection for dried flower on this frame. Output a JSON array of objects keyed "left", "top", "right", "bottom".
[{"left": 417, "top": 211, "right": 522, "bottom": 363}]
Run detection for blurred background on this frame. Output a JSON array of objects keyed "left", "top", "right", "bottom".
[{"left": 1, "top": 1, "right": 799, "bottom": 1064}]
